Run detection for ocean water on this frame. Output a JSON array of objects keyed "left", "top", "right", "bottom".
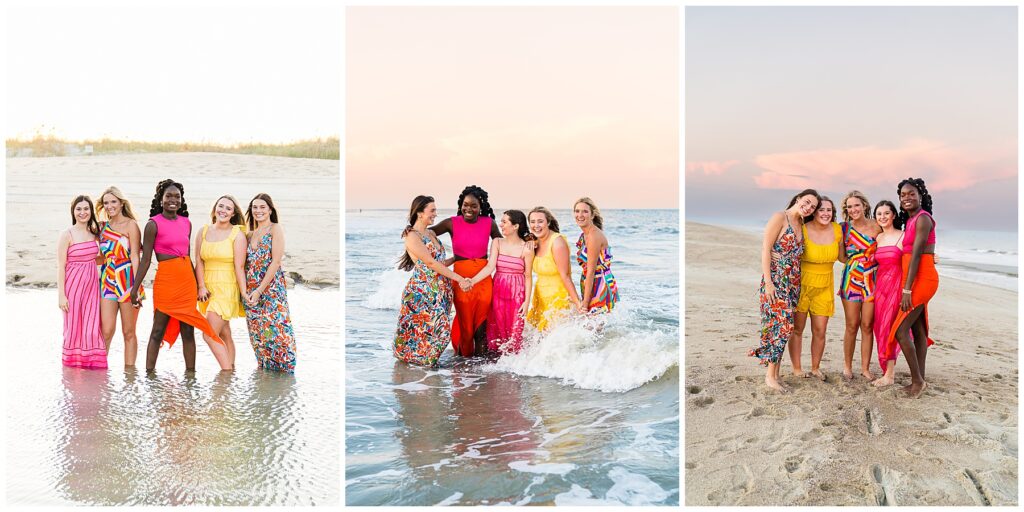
[
  {"left": 691, "top": 220, "right": 1018, "bottom": 292},
  {"left": 6, "top": 286, "right": 340, "bottom": 506},
  {"left": 345, "top": 209, "right": 680, "bottom": 506}
]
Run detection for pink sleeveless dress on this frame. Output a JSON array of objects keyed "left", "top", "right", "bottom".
[
  {"left": 63, "top": 240, "right": 107, "bottom": 369},
  {"left": 486, "top": 250, "right": 526, "bottom": 354},
  {"left": 872, "top": 239, "right": 904, "bottom": 370}
]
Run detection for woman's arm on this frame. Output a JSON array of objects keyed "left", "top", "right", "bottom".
[
  {"left": 57, "top": 231, "right": 70, "bottom": 311},
  {"left": 490, "top": 219, "right": 501, "bottom": 239},
  {"left": 900, "top": 215, "right": 933, "bottom": 311},
  {"left": 761, "top": 213, "right": 784, "bottom": 302},
  {"left": 836, "top": 223, "right": 848, "bottom": 264},
  {"left": 232, "top": 228, "right": 247, "bottom": 299},
  {"left": 428, "top": 217, "right": 452, "bottom": 237},
  {"left": 194, "top": 227, "right": 208, "bottom": 301},
  {"left": 579, "top": 230, "right": 605, "bottom": 311},
  {"left": 406, "top": 232, "right": 470, "bottom": 285},
  {"left": 128, "top": 221, "right": 142, "bottom": 282},
  {"left": 520, "top": 248, "right": 534, "bottom": 316},
  {"left": 130, "top": 221, "right": 156, "bottom": 305},
  {"left": 552, "top": 236, "right": 582, "bottom": 307},
  {"left": 469, "top": 239, "right": 499, "bottom": 285}
]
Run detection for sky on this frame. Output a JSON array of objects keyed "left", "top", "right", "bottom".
[
  {"left": 685, "top": 7, "right": 1017, "bottom": 231},
  {"left": 346, "top": 7, "right": 679, "bottom": 210},
  {"left": 7, "top": 1, "right": 341, "bottom": 144}
]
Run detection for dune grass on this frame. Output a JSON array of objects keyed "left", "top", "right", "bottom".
[{"left": 6, "top": 136, "right": 340, "bottom": 160}]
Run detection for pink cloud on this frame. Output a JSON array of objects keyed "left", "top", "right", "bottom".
[
  {"left": 685, "top": 160, "right": 739, "bottom": 175},
  {"left": 752, "top": 138, "right": 1016, "bottom": 192}
]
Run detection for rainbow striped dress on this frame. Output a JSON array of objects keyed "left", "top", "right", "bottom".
[
  {"left": 576, "top": 233, "right": 619, "bottom": 313},
  {"left": 838, "top": 222, "right": 877, "bottom": 302},
  {"left": 99, "top": 222, "right": 144, "bottom": 302}
]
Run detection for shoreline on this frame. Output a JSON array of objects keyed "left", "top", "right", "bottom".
[{"left": 684, "top": 221, "right": 1018, "bottom": 506}]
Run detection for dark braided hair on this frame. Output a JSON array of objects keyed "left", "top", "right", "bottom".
[
  {"left": 457, "top": 185, "right": 495, "bottom": 219},
  {"left": 896, "top": 177, "right": 933, "bottom": 229},
  {"left": 149, "top": 179, "right": 189, "bottom": 217}
]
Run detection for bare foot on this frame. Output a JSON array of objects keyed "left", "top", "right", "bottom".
[
  {"left": 861, "top": 370, "right": 876, "bottom": 380},
  {"left": 765, "top": 376, "right": 789, "bottom": 393},
  {"left": 871, "top": 374, "right": 895, "bottom": 387},
  {"left": 810, "top": 369, "right": 826, "bottom": 381},
  {"left": 904, "top": 381, "right": 927, "bottom": 398},
  {"left": 792, "top": 370, "right": 809, "bottom": 378},
  {"left": 842, "top": 370, "right": 854, "bottom": 382}
]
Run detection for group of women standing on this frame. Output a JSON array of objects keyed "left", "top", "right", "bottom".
[
  {"left": 392, "top": 185, "right": 620, "bottom": 368},
  {"left": 751, "top": 178, "right": 938, "bottom": 398},
  {"left": 58, "top": 180, "right": 297, "bottom": 373}
]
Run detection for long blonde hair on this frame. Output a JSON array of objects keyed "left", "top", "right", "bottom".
[
  {"left": 841, "top": 190, "right": 873, "bottom": 222},
  {"left": 209, "top": 194, "right": 247, "bottom": 229},
  {"left": 95, "top": 186, "right": 137, "bottom": 222},
  {"left": 574, "top": 197, "right": 604, "bottom": 229}
]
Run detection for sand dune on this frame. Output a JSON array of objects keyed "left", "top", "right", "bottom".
[
  {"left": 685, "top": 222, "right": 1017, "bottom": 506},
  {"left": 7, "top": 153, "right": 338, "bottom": 287}
]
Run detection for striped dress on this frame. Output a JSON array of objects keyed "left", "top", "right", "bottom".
[
  {"left": 99, "top": 222, "right": 144, "bottom": 302},
  {"left": 838, "top": 222, "right": 878, "bottom": 302},
  {"left": 63, "top": 240, "right": 107, "bottom": 369},
  {"left": 576, "top": 233, "right": 619, "bottom": 313}
]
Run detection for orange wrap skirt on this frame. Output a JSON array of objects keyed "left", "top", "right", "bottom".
[
  {"left": 154, "top": 256, "right": 224, "bottom": 347},
  {"left": 450, "top": 258, "right": 492, "bottom": 357},
  {"left": 887, "top": 253, "right": 937, "bottom": 349}
]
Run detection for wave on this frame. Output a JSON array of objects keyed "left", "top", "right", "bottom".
[{"left": 360, "top": 269, "right": 410, "bottom": 310}]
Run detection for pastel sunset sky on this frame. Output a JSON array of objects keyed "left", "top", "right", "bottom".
[
  {"left": 346, "top": 7, "right": 679, "bottom": 211},
  {"left": 7, "top": 1, "right": 341, "bottom": 144},
  {"left": 686, "top": 7, "right": 1017, "bottom": 230}
]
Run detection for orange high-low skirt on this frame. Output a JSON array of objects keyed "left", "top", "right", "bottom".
[
  {"left": 154, "top": 256, "right": 224, "bottom": 347},
  {"left": 886, "top": 253, "right": 938, "bottom": 349},
  {"left": 450, "top": 258, "right": 492, "bottom": 357}
]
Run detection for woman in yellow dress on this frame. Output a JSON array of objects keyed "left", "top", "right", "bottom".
[
  {"left": 788, "top": 196, "right": 843, "bottom": 381},
  {"left": 526, "top": 206, "right": 582, "bottom": 330},
  {"left": 193, "top": 195, "right": 247, "bottom": 370}
]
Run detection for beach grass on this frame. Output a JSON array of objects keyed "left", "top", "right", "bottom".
[{"left": 6, "top": 136, "right": 340, "bottom": 160}]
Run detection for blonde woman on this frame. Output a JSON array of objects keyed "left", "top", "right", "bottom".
[
  {"left": 95, "top": 186, "right": 143, "bottom": 366},
  {"left": 573, "top": 197, "right": 618, "bottom": 313},
  {"left": 194, "top": 195, "right": 247, "bottom": 370},
  {"left": 838, "top": 190, "right": 881, "bottom": 381}
]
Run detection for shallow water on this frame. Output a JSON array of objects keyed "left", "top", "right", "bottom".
[
  {"left": 345, "top": 209, "right": 680, "bottom": 506},
  {"left": 6, "top": 286, "right": 339, "bottom": 506}
]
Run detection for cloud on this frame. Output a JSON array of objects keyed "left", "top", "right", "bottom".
[
  {"left": 685, "top": 160, "right": 739, "bottom": 175},
  {"left": 751, "top": 138, "right": 1016, "bottom": 192}
]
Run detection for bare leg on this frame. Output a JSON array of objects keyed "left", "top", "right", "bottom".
[
  {"left": 100, "top": 299, "right": 119, "bottom": 353},
  {"left": 872, "top": 360, "right": 896, "bottom": 387},
  {"left": 180, "top": 323, "right": 197, "bottom": 371},
  {"left": 895, "top": 306, "right": 927, "bottom": 398},
  {"left": 789, "top": 311, "right": 808, "bottom": 376},
  {"left": 474, "top": 323, "right": 488, "bottom": 357},
  {"left": 203, "top": 313, "right": 233, "bottom": 370},
  {"left": 840, "top": 299, "right": 860, "bottom": 380},
  {"left": 219, "top": 323, "right": 236, "bottom": 369},
  {"left": 765, "top": 361, "right": 788, "bottom": 393},
  {"left": 911, "top": 314, "right": 929, "bottom": 381},
  {"left": 146, "top": 311, "right": 171, "bottom": 371},
  {"left": 859, "top": 302, "right": 876, "bottom": 379},
  {"left": 119, "top": 302, "right": 139, "bottom": 366},
  {"left": 809, "top": 315, "right": 828, "bottom": 381}
]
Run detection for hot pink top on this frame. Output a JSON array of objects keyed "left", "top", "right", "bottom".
[
  {"left": 151, "top": 214, "right": 191, "bottom": 257},
  {"left": 451, "top": 215, "right": 491, "bottom": 259},
  {"left": 901, "top": 210, "right": 936, "bottom": 252}
]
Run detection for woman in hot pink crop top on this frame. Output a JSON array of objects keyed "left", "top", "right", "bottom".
[
  {"left": 887, "top": 178, "right": 938, "bottom": 399},
  {"left": 429, "top": 185, "right": 501, "bottom": 357},
  {"left": 130, "top": 179, "right": 229, "bottom": 372}
]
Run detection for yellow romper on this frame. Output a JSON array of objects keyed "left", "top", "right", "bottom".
[
  {"left": 796, "top": 223, "right": 840, "bottom": 316},
  {"left": 198, "top": 224, "right": 246, "bottom": 321},
  {"left": 527, "top": 233, "right": 571, "bottom": 331}
]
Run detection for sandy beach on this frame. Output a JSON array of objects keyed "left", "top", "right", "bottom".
[
  {"left": 685, "top": 222, "right": 1018, "bottom": 506},
  {"left": 6, "top": 152, "right": 339, "bottom": 288}
]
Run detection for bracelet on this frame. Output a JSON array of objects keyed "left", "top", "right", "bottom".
[{"left": 902, "top": 289, "right": 912, "bottom": 294}]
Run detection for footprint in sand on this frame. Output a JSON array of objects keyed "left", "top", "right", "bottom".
[
  {"left": 783, "top": 455, "right": 803, "bottom": 474},
  {"left": 963, "top": 469, "right": 993, "bottom": 506},
  {"left": 869, "top": 464, "right": 898, "bottom": 506},
  {"left": 693, "top": 396, "right": 715, "bottom": 407},
  {"left": 688, "top": 385, "right": 702, "bottom": 394}
]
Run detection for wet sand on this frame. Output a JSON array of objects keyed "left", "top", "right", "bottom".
[
  {"left": 6, "top": 152, "right": 338, "bottom": 287},
  {"left": 685, "top": 222, "right": 1018, "bottom": 506}
]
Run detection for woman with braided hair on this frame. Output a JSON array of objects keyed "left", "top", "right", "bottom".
[
  {"left": 430, "top": 185, "right": 501, "bottom": 357},
  {"left": 129, "top": 179, "right": 229, "bottom": 371},
  {"left": 887, "top": 178, "right": 938, "bottom": 398}
]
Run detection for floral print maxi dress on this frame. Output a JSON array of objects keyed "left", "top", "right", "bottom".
[
  {"left": 750, "top": 223, "right": 803, "bottom": 365},
  {"left": 245, "top": 231, "right": 297, "bottom": 372},
  {"left": 394, "top": 232, "right": 454, "bottom": 367}
]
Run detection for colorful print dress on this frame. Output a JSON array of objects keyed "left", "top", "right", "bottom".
[
  {"left": 244, "top": 230, "right": 296, "bottom": 372},
  {"left": 99, "top": 222, "right": 144, "bottom": 302},
  {"left": 750, "top": 221, "right": 803, "bottom": 365},
  {"left": 576, "top": 233, "right": 619, "bottom": 313},
  {"left": 838, "top": 222, "right": 878, "bottom": 302},
  {"left": 394, "top": 232, "right": 454, "bottom": 366}
]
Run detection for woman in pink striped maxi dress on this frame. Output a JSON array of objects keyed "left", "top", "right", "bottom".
[{"left": 58, "top": 195, "right": 107, "bottom": 369}]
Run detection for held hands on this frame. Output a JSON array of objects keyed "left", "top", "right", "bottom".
[
  {"left": 459, "top": 277, "right": 473, "bottom": 292},
  {"left": 246, "top": 286, "right": 264, "bottom": 306},
  {"left": 900, "top": 290, "right": 912, "bottom": 312},
  {"left": 130, "top": 289, "right": 142, "bottom": 309},
  {"left": 59, "top": 294, "right": 68, "bottom": 312}
]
